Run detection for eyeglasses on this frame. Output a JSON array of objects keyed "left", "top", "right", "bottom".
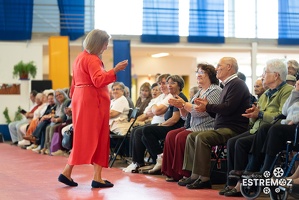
[
  {"left": 195, "top": 70, "right": 205, "bottom": 76},
  {"left": 55, "top": 93, "right": 62, "bottom": 97},
  {"left": 112, "top": 88, "right": 121, "bottom": 91}
]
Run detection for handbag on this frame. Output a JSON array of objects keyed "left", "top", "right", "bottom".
[
  {"left": 62, "top": 126, "right": 73, "bottom": 150},
  {"left": 110, "top": 118, "right": 132, "bottom": 136},
  {"left": 50, "top": 131, "right": 62, "bottom": 153}
]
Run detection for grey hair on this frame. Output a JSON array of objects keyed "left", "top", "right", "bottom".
[
  {"left": 83, "top": 29, "right": 111, "bottom": 55},
  {"left": 54, "top": 89, "right": 69, "bottom": 105},
  {"left": 166, "top": 75, "right": 185, "bottom": 91},
  {"left": 35, "top": 93, "right": 44, "bottom": 101},
  {"left": 266, "top": 59, "right": 288, "bottom": 82},
  {"left": 111, "top": 82, "right": 125, "bottom": 92}
]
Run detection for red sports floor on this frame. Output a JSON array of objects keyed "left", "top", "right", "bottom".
[{"left": 0, "top": 143, "right": 267, "bottom": 200}]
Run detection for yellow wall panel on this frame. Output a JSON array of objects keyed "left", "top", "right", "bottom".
[
  {"left": 182, "top": 75, "right": 190, "bottom": 99},
  {"left": 48, "top": 36, "right": 69, "bottom": 89}
]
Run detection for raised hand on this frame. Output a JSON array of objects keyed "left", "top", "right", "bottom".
[{"left": 113, "top": 60, "right": 128, "bottom": 73}]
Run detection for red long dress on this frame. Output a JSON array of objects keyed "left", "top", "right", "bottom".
[{"left": 68, "top": 50, "right": 116, "bottom": 167}]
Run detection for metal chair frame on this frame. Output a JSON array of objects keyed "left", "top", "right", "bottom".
[{"left": 109, "top": 107, "right": 139, "bottom": 168}]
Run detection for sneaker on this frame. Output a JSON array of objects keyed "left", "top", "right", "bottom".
[
  {"left": 51, "top": 149, "right": 65, "bottom": 156},
  {"left": 122, "top": 163, "right": 138, "bottom": 173},
  {"left": 147, "top": 158, "right": 162, "bottom": 175},
  {"left": 32, "top": 145, "right": 41, "bottom": 153},
  {"left": 18, "top": 139, "right": 31, "bottom": 146},
  {"left": 26, "top": 144, "right": 37, "bottom": 150}
]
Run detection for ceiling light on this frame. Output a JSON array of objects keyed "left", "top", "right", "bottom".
[{"left": 151, "top": 53, "right": 169, "bottom": 58}]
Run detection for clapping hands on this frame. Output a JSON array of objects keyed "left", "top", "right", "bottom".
[
  {"left": 168, "top": 95, "right": 185, "bottom": 108},
  {"left": 241, "top": 104, "right": 260, "bottom": 119},
  {"left": 194, "top": 97, "right": 208, "bottom": 112}
]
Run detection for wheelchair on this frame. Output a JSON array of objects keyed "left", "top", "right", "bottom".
[
  {"left": 239, "top": 123, "right": 299, "bottom": 200},
  {"left": 233, "top": 113, "right": 299, "bottom": 199}
]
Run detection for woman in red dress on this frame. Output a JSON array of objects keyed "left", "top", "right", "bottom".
[{"left": 58, "top": 29, "right": 128, "bottom": 188}]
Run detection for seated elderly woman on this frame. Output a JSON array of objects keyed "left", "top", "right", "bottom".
[
  {"left": 23, "top": 93, "right": 56, "bottom": 151},
  {"left": 17, "top": 92, "right": 48, "bottom": 147},
  {"left": 39, "top": 89, "right": 71, "bottom": 154},
  {"left": 162, "top": 63, "right": 222, "bottom": 182},
  {"left": 123, "top": 74, "right": 171, "bottom": 172},
  {"left": 109, "top": 82, "right": 130, "bottom": 127},
  {"left": 51, "top": 101, "right": 73, "bottom": 156},
  {"left": 138, "top": 75, "right": 188, "bottom": 174}
]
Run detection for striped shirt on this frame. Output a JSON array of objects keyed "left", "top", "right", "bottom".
[{"left": 186, "top": 84, "right": 222, "bottom": 132}]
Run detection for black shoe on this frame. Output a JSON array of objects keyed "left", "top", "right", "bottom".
[
  {"left": 229, "top": 170, "right": 244, "bottom": 176},
  {"left": 219, "top": 186, "right": 232, "bottom": 195},
  {"left": 178, "top": 177, "right": 197, "bottom": 186},
  {"left": 186, "top": 179, "right": 212, "bottom": 189},
  {"left": 58, "top": 174, "right": 78, "bottom": 187},
  {"left": 242, "top": 170, "right": 254, "bottom": 176},
  {"left": 224, "top": 188, "right": 242, "bottom": 197},
  {"left": 91, "top": 180, "right": 114, "bottom": 188}
]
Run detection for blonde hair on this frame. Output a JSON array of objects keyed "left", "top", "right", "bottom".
[{"left": 83, "top": 29, "right": 111, "bottom": 55}]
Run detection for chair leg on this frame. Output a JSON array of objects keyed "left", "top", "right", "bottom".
[{"left": 109, "top": 137, "right": 127, "bottom": 168}]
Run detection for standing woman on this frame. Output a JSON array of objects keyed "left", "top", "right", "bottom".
[{"left": 58, "top": 29, "right": 128, "bottom": 188}]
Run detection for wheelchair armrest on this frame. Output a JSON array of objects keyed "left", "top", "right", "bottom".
[
  {"left": 293, "top": 124, "right": 299, "bottom": 147},
  {"left": 271, "top": 114, "right": 286, "bottom": 124}
]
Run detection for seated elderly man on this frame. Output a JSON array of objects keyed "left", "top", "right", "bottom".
[
  {"left": 253, "top": 78, "right": 266, "bottom": 100},
  {"left": 179, "top": 57, "right": 251, "bottom": 189},
  {"left": 222, "top": 59, "right": 293, "bottom": 197}
]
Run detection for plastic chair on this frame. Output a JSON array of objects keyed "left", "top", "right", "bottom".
[{"left": 109, "top": 107, "right": 140, "bottom": 168}]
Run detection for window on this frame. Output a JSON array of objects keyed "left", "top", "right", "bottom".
[
  {"left": 95, "top": 0, "right": 278, "bottom": 39},
  {"left": 94, "top": 0, "right": 142, "bottom": 35}
]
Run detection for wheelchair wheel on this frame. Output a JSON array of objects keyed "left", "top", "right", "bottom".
[
  {"left": 240, "top": 183, "right": 262, "bottom": 199},
  {"left": 269, "top": 186, "right": 288, "bottom": 200}
]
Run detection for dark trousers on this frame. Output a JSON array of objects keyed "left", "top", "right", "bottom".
[
  {"left": 131, "top": 124, "right": 156, "bottom": 165},
  {"left": 142, "top": 124, "right": 180, "bottom": 162},
  {"left": 227, "top": 131, "right": 252, "bottom": 173},
  {"left": 32, "top": 120, "right": 50, "bottom": 140},
  {"left": 246, "top": 124, "right": 272, "bottom": 172},
  {"left": 227, "top": 131, "right": 254, "bottom": 186},
  {"left": 258, "top": 124, "right": 296, "bottom": 172}
]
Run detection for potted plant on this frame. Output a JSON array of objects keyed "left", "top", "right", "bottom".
[
  {"left": 1, "top": 107, "right": 23, "bottom": 141},
  {"left": 13, "top": 61, "right": 37, "bottom": 80}
]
